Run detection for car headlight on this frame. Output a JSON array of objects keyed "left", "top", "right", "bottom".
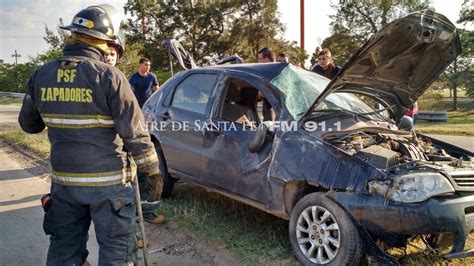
[{"left": 368, "top": 172, "right": 454, "bottom": 203}]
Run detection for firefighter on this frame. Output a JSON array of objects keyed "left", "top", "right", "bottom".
[
  {"left": 18, "top": 4, "right": 163, "bottom": 265},
  {"left": 106, "top": 29, "right": 124, "bottom": 66},
  {"left": 106, "top": 35, "right": 166, "bottom": 225}
]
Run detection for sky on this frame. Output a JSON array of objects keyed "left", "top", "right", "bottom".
[{"left": 0, "top": 0, "right": 471, "bottom": 65}]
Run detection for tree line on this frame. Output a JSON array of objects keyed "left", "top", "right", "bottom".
[{"left": 1, "top": 0, "right": 472, "bottom": 110}]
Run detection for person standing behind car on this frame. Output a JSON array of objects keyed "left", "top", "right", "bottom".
[
  {"left": 312, "top": 48, "right": 341, "bottom": 79},
  {"left": 129, "top": 58, "right": 159, "bottom": 108},
  {"left": 18, "top": 4, "right": 163, "bottom": 265},
  {"left": 257, "top": 47, "right": 276, "bottom": 121},
  {"left": 405, "top": 101, "right": 419, "bottom": 124},
  {"left": 278, "top": 52, "right": 289, "bottom": 63}
]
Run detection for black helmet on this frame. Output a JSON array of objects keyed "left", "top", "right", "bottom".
[
  {"left": 61, "top": 4, "right": 122, "bottom": 41},
  {"left": 108, "top": 29, "right": 125, "bottom": 57}
]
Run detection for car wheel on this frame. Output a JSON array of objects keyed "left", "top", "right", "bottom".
[
  {"left": 289, "top": 193, "right": 362, "bottom": 265},
  {"left": 155, "top": 145, "right": 176, "bottom": 198}
]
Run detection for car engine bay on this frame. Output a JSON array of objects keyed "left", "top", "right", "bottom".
[{"left": 322, "top": 130, "right": 472, "bottom": 171}]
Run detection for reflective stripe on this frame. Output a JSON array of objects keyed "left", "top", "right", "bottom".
[
  {"left": 135, "top": 153, "right": 158, "bottom": 166},
  {"left": 141, "top": 200, "right": 160, "bottom": 205},
  {"left": 41, "top": 113, "right": 114, "bottom": 128},
  {"left": 51, "top": 168, "right": 134, "bottom": 187},
  {"left": 134, "top": 148, "right": 158, "bottom": 167}
]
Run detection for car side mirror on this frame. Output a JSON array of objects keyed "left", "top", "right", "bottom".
[
  {"left": 398, "top": 115, "right": 414, "bottom": 131},
  {"left": 248, "top": 122, "right": 270, "bottom": 153}
]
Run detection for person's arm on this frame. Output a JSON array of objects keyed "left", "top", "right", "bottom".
[
  {"left": 18, "top": 71, "right": 45, "bottom": 134},
  {"left": 152, "top": 73, "right": 159, "bottom": 92},
  {"left": 107, "top": 69, "right": 162, "bottom": 200},
  {"left": 128, "top": 74, "right": 136, "bottom": 92}
]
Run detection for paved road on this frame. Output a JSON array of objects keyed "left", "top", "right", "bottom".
[
  {"left": 0, "top": 104, "right": 21, "bottom": 125},
  {"left": 429, "top": 134, "right": 474, "bottom": 152},
  {"left": 0, "top": 147, "right": 50, "bottom": 265},
  {"left": 0, "top": 146, "right": 100, "bottom": 265}
]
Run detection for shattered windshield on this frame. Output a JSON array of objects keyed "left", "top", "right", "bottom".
[
  {"left": 270, "top": 65, "right": 380, "bottom": 121},
  {"left": 270, "top": 65, "right": 327, "bottom": 120}
]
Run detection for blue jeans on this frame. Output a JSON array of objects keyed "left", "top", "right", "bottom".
[{"left": 43, "top": 183, "right": 137, "bottom": 265}]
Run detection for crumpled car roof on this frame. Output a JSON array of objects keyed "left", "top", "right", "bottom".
[{"left": 205, "top": 62, "right": 289, "bottom": 81}]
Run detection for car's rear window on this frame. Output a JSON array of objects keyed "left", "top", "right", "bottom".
[{"left": 171, "top": 74, "right": 217, "bottom": 115}]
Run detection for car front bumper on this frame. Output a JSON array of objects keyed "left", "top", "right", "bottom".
[{"left": 327, "top": 192, "right": 474, "bottom": 255}]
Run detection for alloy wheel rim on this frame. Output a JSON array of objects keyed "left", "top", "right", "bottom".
[{"left": 295, "top": 205, "right": 341, "bottom": 264}]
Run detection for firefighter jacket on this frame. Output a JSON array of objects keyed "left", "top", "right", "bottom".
[{"left": 19, "top": 42, "right": 160, "bottom": 187}]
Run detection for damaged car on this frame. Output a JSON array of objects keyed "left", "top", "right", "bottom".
[{"left": 143, "top": 10, "right": 473, "bottom": 265}]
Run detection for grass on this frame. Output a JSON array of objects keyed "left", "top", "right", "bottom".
[
  {"left": 438, "top": 89, "right": 469, "bottom": 98},
  {"left": 1, "top": 127, "right": 474, "bottom": 264},
  {"left": 416, "top": 109, "right": 474, "bottom": 136},
  {"left": 391, "top": 235, "right": 474, "bottom": 265},
  {"left": 155, "top": 70, "right": 173, "bottom": 86},
  {"left": 160, "top": 183, "right": 292, "bottom": 263},
  {"left": 0, "top": 96, "right": 22, "bottom": 105},
  {"left": 0, "top": 129, "right": 50, "bottom": 158}
]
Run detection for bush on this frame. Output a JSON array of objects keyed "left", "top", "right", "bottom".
[
  {"left": 418, "top": 89, "right": 447, "bottom": 111},
  {"left": 0, "top": 63, "right": 36, "bottom": 93}
]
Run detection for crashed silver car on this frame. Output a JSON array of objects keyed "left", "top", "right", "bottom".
[{"left": 143, "top": 10, "right": 473, "bottom": 265}]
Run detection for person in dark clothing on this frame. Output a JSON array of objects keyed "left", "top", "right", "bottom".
[
  {"left": 278, "top": 52, "right": 289, "bottom": 63},
  {"left": 257, "top": 47, "right": 276, "bottom": 63},
  {"left": 18, "top": 4, "right": 163, "bottom": 265},
  {"left": 129, "top": 58, "right": 159, "bottom": 108},
  {"left": 312, "top": 48, "right": 341, "bottom": 79},
  {"left": 257, "top": 47, "right": 276, "bottom": 121}
]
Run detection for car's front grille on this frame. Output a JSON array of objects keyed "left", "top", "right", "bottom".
[{"left": 449, "top": 170, "right": 474, "bottom": 191}]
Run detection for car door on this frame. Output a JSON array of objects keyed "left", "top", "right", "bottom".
[
  {"left": 201, "top": 72, "right": 280, "bottom": 203},
  {"left": 159, "top": 72, "right": 219, "bottom": 181}
]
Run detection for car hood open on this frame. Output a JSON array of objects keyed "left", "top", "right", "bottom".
[{"left": 306, "top": 10, "right": 462, "bottom": 123}]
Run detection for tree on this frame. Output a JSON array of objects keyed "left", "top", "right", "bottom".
[
  {"left": 117, "top": 42, "right": 146, "bottom": 78},
  {"left": 437, "top": 0, "right": 473, "bottom": 109},
  {"left": 123, "top": 0, "right": 307, "bottom": 68},
  {"left": 320, "top": 25, "right": 361, "bottom": 66},
  {"left": 457, "top": 0, "right": 474, "bottom": 97},
  {"left": 30, "top": 18, "right": 68, "bottom": 65},
  {"left": 124, "top": 0, "right": 240, "bottom": 66},
  {"left": 439, "top": 29, "right": 473, "bottom": 109},
  {"left": 0, "top": 63, "right": 37, "bottom": 93},
  {"left": 321, "top": 0, "right": 428, "bottom": 65},
  {"left": 43, "top": 18, "right": 68, "bottom": 51}
]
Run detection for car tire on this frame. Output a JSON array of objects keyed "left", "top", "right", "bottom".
[
  {"left": 289, "top": 193, "right": 363, "bottom": 265},
  {"left": 155, "top": 145, "right": 176, "bottom": 198}
]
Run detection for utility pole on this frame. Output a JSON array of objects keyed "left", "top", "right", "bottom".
[
  {"left": 300, "top": 0, "right": 305, "bottom": 51},
  {"left": 11, "top": 50, "right": 21, "bottom": 65}
]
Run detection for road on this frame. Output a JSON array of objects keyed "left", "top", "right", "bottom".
[
  {"left": 429, "top": 134, "right": 474, "bottom": 152},
  {"left": 0, "top": 145, "right": 100, "bottom": 265},
  {"left": 0, "top": 104, "right": 21, "bottom": 124},
  {"left": 0, "top": 146, "right": 50, "bottom": 265}
]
